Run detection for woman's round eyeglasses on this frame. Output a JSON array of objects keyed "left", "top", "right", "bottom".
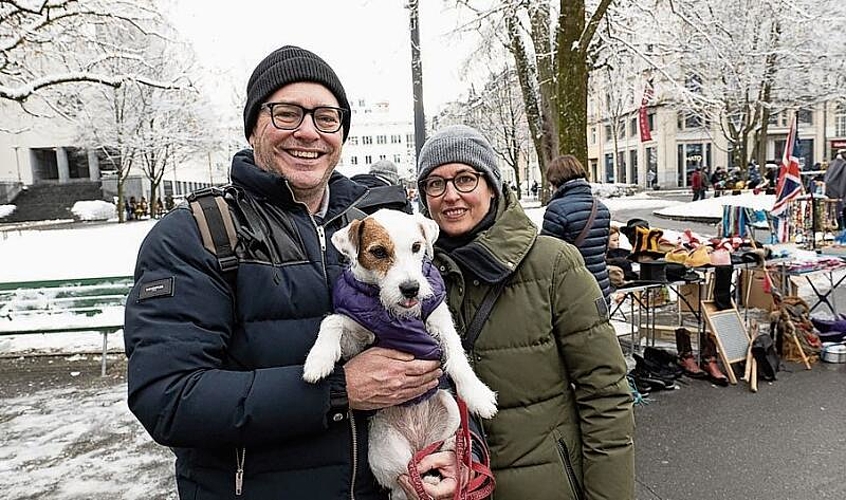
[{"left": 422, "top": 171, "right": 483, "bottom": 197}]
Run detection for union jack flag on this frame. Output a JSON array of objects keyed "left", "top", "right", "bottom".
[{"left": 771, "top": 115, "right": 804, "bottom": 218}]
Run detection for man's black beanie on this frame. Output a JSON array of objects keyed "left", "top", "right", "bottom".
[{"left": 243, "top": 45, "right": 351, "bottom": 142}]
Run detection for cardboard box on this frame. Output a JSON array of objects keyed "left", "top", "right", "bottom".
[
  {"left": 677, "top": 282, "right": 710, "bottom": 312},
  {"left": 740, "top": 269, "right": 798, "bottom": 310}
]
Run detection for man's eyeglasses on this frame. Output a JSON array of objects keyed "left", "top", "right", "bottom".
[
  {"left": 262, "top": 102, "right": 348, "bottom": 133},
  {"left": 422, "top": 171, "right": 484, "bottom": 197}
]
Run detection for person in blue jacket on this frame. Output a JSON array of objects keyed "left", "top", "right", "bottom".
[
  {"left": 123, "top": 46, "right": 443, "bottom": 500},
  {"left": 541, "top": 155, "right": 612, "bottom": 302}
]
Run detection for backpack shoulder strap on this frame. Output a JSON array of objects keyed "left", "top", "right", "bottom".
[{"left": 187, "top": 186, "right": 240, "bottom": 291}]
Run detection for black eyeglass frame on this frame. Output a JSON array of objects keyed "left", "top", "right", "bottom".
[
  {"left": 261, "top": 102, "right": 349, "bottom": 133},
  {"left": 422, "top": 171, "right": 484, "bottom": 197}
]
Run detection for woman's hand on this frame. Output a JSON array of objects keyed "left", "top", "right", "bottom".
[{"left": 397, "top": 451, "right": 468, "bottom": 500}]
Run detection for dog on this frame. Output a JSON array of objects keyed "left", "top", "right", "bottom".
[{"left": 303, "top": 209, "right": 497, "bottom": 499}]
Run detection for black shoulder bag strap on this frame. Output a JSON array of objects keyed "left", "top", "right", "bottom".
[
  {"left": 572, "top": 198, "right": 598, "bottom": 248},
  {"left": 461, "top": 278, "right": 508, "bottom": 352}
]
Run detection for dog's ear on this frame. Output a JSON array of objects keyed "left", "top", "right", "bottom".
[
  {"left": 332, "top": 218, "right": 364, "bottom": 260},
  {"left": 415, "top": 213, "right": 439, "bottom": 258}
]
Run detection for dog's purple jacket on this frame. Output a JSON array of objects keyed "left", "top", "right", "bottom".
[{"left": 333, "top": 259, "right": 446, "bottom": 404}]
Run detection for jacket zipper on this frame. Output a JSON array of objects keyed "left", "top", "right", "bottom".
[
  {"left": 556, "top": 440, "right": 584, "bottom": 500},
  {"left": 235, "top": 447, "right": 246, "bottom": 496},
  {"left": 349, "top": 411, "right": 358, "bottom": 500}
]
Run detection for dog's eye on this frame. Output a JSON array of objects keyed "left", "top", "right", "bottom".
[
  {"left": 369, "top": 246, "right": 388, "bottom": 259},
  {"left": 411, "top": 242, "right": 422, "bottom": 253}
]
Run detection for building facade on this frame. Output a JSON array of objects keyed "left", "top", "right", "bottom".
[
  {"left": 586, "top": 94, "right": 846, "bottom": 189},
  {"left": 337, "top": 99, "right": 416, "bottom": 183}
]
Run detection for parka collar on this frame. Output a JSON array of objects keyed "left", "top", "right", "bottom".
[{"left": 550, "top": 178, "right": 591, "bottom": 201}]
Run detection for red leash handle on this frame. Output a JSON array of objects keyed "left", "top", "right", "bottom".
[{"left": 405, "top": 397, "right": 495, "bottom": 500}]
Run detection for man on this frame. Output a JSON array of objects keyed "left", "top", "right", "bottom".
[
  {"left": 124, "top": 46, "right": 442, "bottom": 499},
  {"left": 824, "top": 149, "right": 846, "bottom": 226},
  {"left": 351, "top": 159, "right": 413, "bottom": 213},
  {"left": 690, "top": 167, "right": 703, "bottom": 201}
]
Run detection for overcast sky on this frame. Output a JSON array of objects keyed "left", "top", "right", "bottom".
[{"left": 167, "top": 0, "right": 483, "bottom": 118}]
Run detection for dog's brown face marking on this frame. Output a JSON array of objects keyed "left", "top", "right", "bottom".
[{"left": 356, "top": 217, "right": 395, "bottom": 276}]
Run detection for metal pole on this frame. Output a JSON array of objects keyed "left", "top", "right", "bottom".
[
  {"left": 13, "top": 146, "right": 22, "bottom": 183},
  {"left": 408, "top": 0, "right": 426, "bottom": 173}
]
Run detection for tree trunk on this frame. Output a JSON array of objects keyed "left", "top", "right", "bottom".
[{"left": 556, "top": 0, "right": 589, "bottom": 169}]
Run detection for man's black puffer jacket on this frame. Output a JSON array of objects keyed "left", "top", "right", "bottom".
[
  {"left": 541, "top": 179, "right": 611, "bottom": 302},
  {"left": 124, "top": 150, "right": 387, "bottom": 499}
]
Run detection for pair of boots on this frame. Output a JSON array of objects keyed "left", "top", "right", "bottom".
[{"left": 675, "top": 328, "right": 729, "bottom": 386}]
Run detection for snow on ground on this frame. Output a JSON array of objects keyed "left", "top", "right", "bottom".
[
  {"left": 0, "top": 383, "right": 176, "bottom": 499},
  {"left": 71, "top": 200, "right": 118, "bottom": 221},
  {"left": 0, "top": 191, "right": 840, "bottom": 499},
  {"left": 655, "top": 192, "right": 775, "bottom": 220},
  {"left": 0, "top": 204, "right": 15, "bottom": 218}
]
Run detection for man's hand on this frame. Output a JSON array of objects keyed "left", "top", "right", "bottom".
[
  {"left": 344, "top": 347, "right": 442, "bottom": 411},
  {"left": 397, "top": 451, "right": 466, "bottom": 500}
]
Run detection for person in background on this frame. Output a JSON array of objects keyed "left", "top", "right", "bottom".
[
  {"left": 124, "top": 45, "right": 442, "bottom": 500},
  {"left": 690, "top": 167, "right": 704, "bottom": 201},
  {"left": 415, "top": 125, "right": 635, "bottom": 499},
  {"left": 542, "top": 155, "right": 612, "bottom": 303},
  {"left": 351, "top": 159, "right": 413, "bottom": 214},
  {"left": 824, "top": 149, "right": 846, "bottom": 226},
  {"left": 710, "top": 166, "right": 726, "bottom": 197}
]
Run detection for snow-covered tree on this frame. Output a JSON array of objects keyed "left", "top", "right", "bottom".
[
  {"left": 648, "top": 0, "right": 846, "bottom": 170},
  {"left": 0, "top": 0, "right": 181, "bottom": 105},
  {"left": 69, "top": 19, "right": 207, "bottom": 222},
  {"left": 453, "top": 0, "right": 615, "bottom": 202}
]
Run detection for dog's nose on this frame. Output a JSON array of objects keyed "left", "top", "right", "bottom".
[{"left": 399, "top": 280, "right": 420, "bottom": 299}]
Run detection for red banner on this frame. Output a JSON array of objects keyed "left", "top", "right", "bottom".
[{"left": 639, "top": 79, "right": 654, "bottom": 143}]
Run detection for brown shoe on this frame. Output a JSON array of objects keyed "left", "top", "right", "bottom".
[
  {"left": 701, "top": 357, "right": 729, "bottom": 386},
  {"left": 678, "top": 354, "right": 707, "bottom": 379}
]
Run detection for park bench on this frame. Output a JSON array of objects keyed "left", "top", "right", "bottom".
[{"left": 0, "top": 275, "right": 133, "bottom": 376}]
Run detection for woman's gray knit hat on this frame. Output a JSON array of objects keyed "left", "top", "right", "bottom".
[
  {"left": 416, "top": 125, "right": 502, "bottom": 198},
  {"left": 243, "top": 45, "right": 350, "bottom": 141}
]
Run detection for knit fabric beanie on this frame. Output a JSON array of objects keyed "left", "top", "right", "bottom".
[
  {"left": 243, "top": 45, "right": 351, "bottom": 141},
  {"left": 416, "top": 125, "right": 502, "bottom": 205},
  {"left": 369, "top": 160, "right": 400, "bottom": 186}
]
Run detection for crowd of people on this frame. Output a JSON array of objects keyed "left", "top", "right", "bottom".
[{"left": 123, "top": 194, "right": 174, "bottom": 220}]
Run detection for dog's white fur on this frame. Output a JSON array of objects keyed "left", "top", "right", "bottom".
[{"left": 303, "top": 209, "right": 497, "bottom": 500}]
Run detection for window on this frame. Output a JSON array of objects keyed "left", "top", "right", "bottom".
[
  {"left": 630, "top": 117, "right": 638, "bottom": 137},
  {"left": 348, "top": 136, "right": 359, "bottom": 145},
  {"left": 835, "top": 103, "right": 846, "bottom": 137},
  {"left": 376, "top": 135, "right": 387, "bottom": 145},
  {"left": 391, "top": 134, "right": 402, "bottom": 144},
  {"left": 379, "top": 154, "right": 386, "bottom": 161},
  {"left": 678, "top": 112, "right": 706, "bottom": 130},
  {"left": 604, "top": 153, "right": 614, "bottom": 183},
  {"left": 362, "top": 136, "right": 373, "bottom": 145},
  {"left": 604, "top": 125, "right": 612, "bottom": 141},
  {"left": 365, "top": 155, "right": 372, "bottom": 164},
  {"left": 648, "top": 112, "right": 655, "bottom": 132},
  {"left": 590, "top": 127, "right": 597, "bottom": 145},
  {"left": 350, "top": 156, "right": 358, "bottom": 165},
  {"left": 393, "top": 154, "right": 401, "bottom": 163},
  {"left": 406, "top": 134, "right": 414, "bottom": 144},
  {"left": 798, "top": 108, "right": 813, "bottom": 125}
]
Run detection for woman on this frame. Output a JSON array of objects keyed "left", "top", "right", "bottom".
[
  {"left": 413, "top": 125, "right": 634, "bottom": 500},
  {"left": 541, "top": 155, "right": 612, "bottom": 303}
]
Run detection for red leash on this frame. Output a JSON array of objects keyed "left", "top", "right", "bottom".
[{"left": 406, "top": 397, "right": 495, "bottom": 500}]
